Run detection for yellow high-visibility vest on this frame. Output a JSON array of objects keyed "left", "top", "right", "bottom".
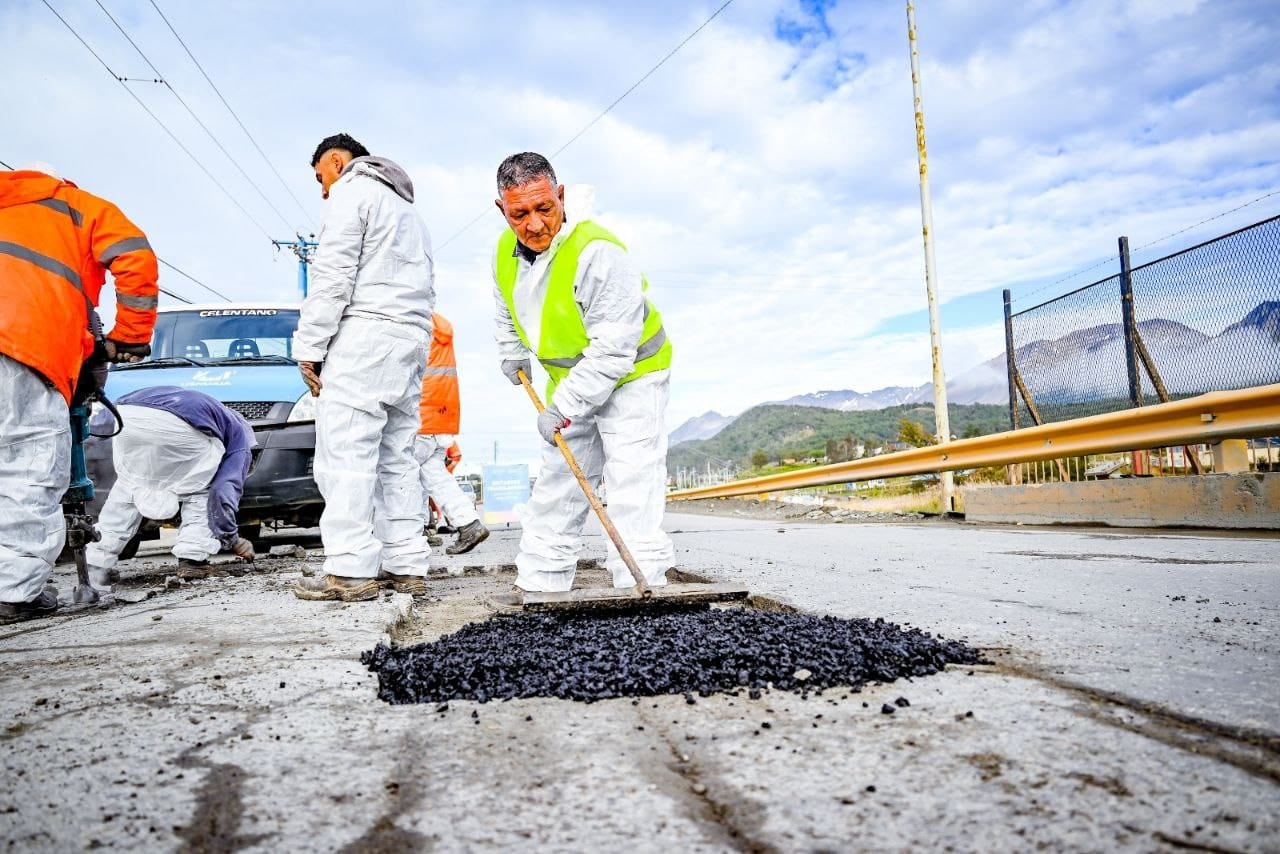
[{"left": 495, "top": 220, "right": 672, "bottom": 401}]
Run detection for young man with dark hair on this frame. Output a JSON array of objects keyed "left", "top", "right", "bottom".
[{"left": 292, "top": 134, "right": 435, "bottom": 601}]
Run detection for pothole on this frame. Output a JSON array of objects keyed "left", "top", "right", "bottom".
[{"left": 367, "top": 565, "right": 986, "bottom": 705}]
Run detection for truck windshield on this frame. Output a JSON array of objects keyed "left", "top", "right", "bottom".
[{"left": 146, "top": 308, "right": 301, "bottom": 364}]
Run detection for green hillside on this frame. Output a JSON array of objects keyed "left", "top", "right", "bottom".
[{"left": 666, "top": 403, "right": 1007, "bottom": 475}]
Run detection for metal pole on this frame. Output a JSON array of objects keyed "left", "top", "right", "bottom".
[
  {"left": 906, "top": 3, "right": 954, "bottom": 513},
  {"left": 273, "top": 235, "right": 318, "bottom": 299},
  {"left": 1003, "top": 289, "right": 1022, "bottom": 485},
  {"left": 1003, "top": 289, "right": 1018, "bottom": 431},
  {"left": 1118, "top": 236, "right": 1142, "bottom": 408},
  {"left": 1118, "top": 235, "right": 1150, "bottom": 476}
]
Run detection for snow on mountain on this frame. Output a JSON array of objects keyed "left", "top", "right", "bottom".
[
  {"left": 1010, "top": 306, "right": 1278, "bottom": 403},
  {"left": 767, "top": 386, "right": 930, "bottom": 411},
  {"left": 670, "top": 305, "right": 1279, "bottom": 445},
  {"left": 669, "top": 410, "right": 735, "bottom": 445}
]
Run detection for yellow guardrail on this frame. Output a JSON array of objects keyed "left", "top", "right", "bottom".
[{"left": 667, "top": 383, "right": 1280, "bottom": 502}]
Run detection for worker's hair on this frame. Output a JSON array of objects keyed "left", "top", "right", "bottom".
[
  {"left": 496, "top": 152, "right": 557, "bottom": 191},
  {"left": 311, "top": 133, "right": 370, "bottom": 167}
]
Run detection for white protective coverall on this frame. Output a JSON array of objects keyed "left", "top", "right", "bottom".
[
  {"left": 0, "top": 353, "right": 70, "bottom": 604},
  {"left": 492, "top": 194, "right": 674, "bottom": 592},
  {"left": 414, "top": 436, "right": 478, "bottom": 528},
  {"left": 293, "top": 157, "right": 435, "bottom": 579},
  {"left": 86, "top": 405, "right": 225, "bottom": 571}
]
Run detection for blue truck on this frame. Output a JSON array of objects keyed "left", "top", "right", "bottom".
[{"left": 87, "top": 303, "right": 322, "bottom": 551}]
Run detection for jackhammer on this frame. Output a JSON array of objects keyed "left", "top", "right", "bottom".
[
  {"left": 62, "top": 310, "right": 122, "bottom": 606},
  {"left": 64, "top": 401, "right": 101, "bottom": 605}
]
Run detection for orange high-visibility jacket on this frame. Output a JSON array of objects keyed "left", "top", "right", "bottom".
[
  {"left": 419, "top": 312, "right": 460, "bottom": 434},
  {"left": 0, "top": 170, "right": 159, "bottom": 402}
]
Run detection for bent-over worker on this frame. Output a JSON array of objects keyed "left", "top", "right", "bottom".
[
  {"left": 491, "top": 152, "right": 674, "bottom": 593},
  {"left": 87, "top": 387, "right": 256, "bottom": 588}
]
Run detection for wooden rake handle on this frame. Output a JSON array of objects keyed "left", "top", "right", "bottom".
[{"left": 517, "top": 369, "right": 650, "bottom": 597}]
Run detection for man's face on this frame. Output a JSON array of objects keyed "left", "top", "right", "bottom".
[
  {"left": 495, "top": 177, "right": 565, "bottom": 254},
  {"left": 314, "top": 149, "right": 351, "bottom": 200}
]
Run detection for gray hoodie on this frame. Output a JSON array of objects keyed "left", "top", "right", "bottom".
[
  {"left": 292, "top": 153, "right": 435, "bottom": 363},
  {"left": 344, "top": 155, "right": 415, "bottom": 203}
]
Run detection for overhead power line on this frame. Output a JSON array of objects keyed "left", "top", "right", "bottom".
[
  {"left": 159, "top": 285, "right": 192, "bottom": 304},
  {"left": 4, "top": 154, "right": 205, "bottom": 304},
  {"left": 41, "top": 0, "right": 274, "bottom": 240},
  {"left": 147, "top": 0, "right": 315, "bottom": 227},
  {"left": 91, "top": 0, "right": 298, "bottom": 232},
  {"left": 157, "top": 258, "right": 231, "bottom": 302},
  {"left": 1014, "top": 187, "right": 1280, "bottom": 306},
  {"left": 549, "top": 0, "right": 736, "bottom": 161},
  {"left": 435, "top": 0, "right": 737, "bottom": 254}
]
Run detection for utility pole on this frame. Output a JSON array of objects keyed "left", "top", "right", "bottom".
[
  {"left": 906, "top": 2, "right": 955, "bottom": 513},
  {"left": 272, "top": 234, "right": 318, "bottom": 298}
]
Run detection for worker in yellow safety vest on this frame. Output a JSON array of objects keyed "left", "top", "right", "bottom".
[{"left": 491, "top": 152, "right": 674, "bottom": 593}]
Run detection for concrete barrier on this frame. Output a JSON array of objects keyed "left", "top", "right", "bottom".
[{"left": 963, "top": 473, "right": 1280, "bottom": 529}]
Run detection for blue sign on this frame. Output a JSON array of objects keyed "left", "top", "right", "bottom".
[{"left": 481, "top": 464, "right": 531, "bottom": 525}]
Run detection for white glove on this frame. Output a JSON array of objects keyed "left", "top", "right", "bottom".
[
  {"left": 537, "top": 406, "right": 570, "bottom": 445},
  {"left": 501, "top": 359, "right": 531, "bottom": 386}
]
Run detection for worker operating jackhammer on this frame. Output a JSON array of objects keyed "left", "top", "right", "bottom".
[
  {"left": 0, "top": 164, "right": 158, "bottom": 624},
  {"left": 292, "top": 133, "right": 435, "bottom": 602},
  {"left": 491, "top": 153, "right": 675, "bottom": 595},
  {"left": 86, "top": 387, "right": 256, "bottom": 591},
  {"left": 415, "top": 311, "right": 489, "bottom": 556}
]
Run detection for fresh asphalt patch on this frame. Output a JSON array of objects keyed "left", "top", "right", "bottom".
[{"left": 363, "top": 604, "right": 987, "bottom": 705}]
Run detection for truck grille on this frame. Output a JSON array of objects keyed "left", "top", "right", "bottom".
[{"left": 226, "top": 401, "right": 274, "bottom": 421}]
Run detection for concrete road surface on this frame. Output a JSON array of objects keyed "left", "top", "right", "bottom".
[{"left": 1, "top": 512, "right": 1276, "bottom": 851}]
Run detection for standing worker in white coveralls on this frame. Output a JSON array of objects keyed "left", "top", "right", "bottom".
[
  {"left": 492, "top": 152, "right": 675, "bottom": 593},
  {"left": 292, "top": 133, "right": 435, "bottom": 602}
]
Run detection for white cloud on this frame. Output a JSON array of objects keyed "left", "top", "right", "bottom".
[{"left": 3, "top": 0, "right": 1277, "bottom": 459}]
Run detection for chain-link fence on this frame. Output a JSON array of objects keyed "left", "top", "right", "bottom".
[{"left": 1005, "top": 214, "right": 1280, "bottom": 428}]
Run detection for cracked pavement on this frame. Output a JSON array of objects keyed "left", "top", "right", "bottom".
[{"left": 1, "top": 512, "right": 1277, "bottom": 851}]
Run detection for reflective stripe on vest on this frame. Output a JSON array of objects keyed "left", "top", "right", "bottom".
[{"left": 494, "top": 220, "right": 672, "bottom": 400}]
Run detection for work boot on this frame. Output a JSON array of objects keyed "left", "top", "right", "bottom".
[
  {"left": 0, "top": 588, "right": 60, "bottom": 624},
  {"left": 293, "top": 574, "right": 380, "bottom": 602},
  {"left": 377, "top": 571, "right": 427, "bottom": 596},
  {"left": 177, "top": 558, "right": 247, "bottom": 580},
  {"left": 446, "top": 520, "right": 489, "bottom": 556},
  {"left": 424, "top": 525, "right": 444, "bottom": 548}
]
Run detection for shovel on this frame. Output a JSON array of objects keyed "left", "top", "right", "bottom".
[{"left": 512, "top": 369, "right": 748, "bottom": 612}]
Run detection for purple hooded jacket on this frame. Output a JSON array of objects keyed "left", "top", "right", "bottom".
[{"left": 108, "top": 387, "right": 255, "bottom": 548}]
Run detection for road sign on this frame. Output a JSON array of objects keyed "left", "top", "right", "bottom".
[{"left": 481, "top": 463, "right": 530, "bottom": 525}]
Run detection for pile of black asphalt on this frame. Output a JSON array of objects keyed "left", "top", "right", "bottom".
[{"left": 363, "top": 607, "right": 986, "bottom": 705}]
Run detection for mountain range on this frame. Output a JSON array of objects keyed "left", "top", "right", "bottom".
[{"left": 669, "top": 301, "right": 1280, "bottom": 445}]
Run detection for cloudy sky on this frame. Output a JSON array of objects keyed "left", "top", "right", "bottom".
[{"left": 3, "top": 0, "right": 1277, "bottom": 471}]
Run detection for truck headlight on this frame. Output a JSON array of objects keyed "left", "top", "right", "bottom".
[{"left": 287, "top": 391, "right": 318, "bottom": 423}]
